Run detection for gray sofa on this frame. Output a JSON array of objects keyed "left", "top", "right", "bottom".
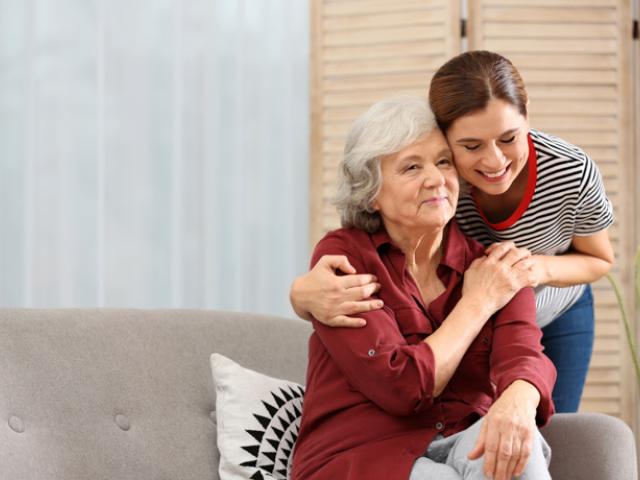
[{"left": 0, "top": 309, "right": 636, "bottom": 479}]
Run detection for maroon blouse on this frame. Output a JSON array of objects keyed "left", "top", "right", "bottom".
[{"left": 291, "top": 221, "right": 556, "bottom": 480}]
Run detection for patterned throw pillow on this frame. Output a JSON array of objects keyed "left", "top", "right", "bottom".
[{"left": 210, "top": 353, "right": 304, "bottom": 480}]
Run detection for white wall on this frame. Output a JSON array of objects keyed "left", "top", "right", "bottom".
[{"left": 0, "top": 0, "right": 309, "bottom": 316}]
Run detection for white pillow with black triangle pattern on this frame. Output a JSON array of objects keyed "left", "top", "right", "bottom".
[{"left": 210, "top": 353, "right": 304, "bottom": 480}]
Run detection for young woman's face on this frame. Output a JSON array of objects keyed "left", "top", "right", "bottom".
[{"left": 445, "top": 98, "right": 530, "bottom": 196}]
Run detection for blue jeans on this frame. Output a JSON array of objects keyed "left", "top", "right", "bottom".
[{"left": 541, "top": 284, "right": 594, "bottom": 413}]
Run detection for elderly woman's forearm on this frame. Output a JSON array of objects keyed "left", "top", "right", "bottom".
[
  {"left": 424, "top": 298, "right": 495, "bottom": 396},
  {"left": 497, "top": 380, "right": 540, "bottom": 413}
]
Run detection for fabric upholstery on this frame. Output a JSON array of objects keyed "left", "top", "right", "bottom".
[
  {"left": 0, "top": 308, "right": 635, "bottom": 480},
  {"left": 542, "top": 412, "right": 638, "bottom": 480},
  {"left": 0, "top": 309, "right": 309, "bottom": 480}
]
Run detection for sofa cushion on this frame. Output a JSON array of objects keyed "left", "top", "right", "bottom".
[
  {"left": 0, "top": 309, "right": 312, "bottom": 480},
  {"left": 211, "top": 353, "right": 304, "bottom": 480}
]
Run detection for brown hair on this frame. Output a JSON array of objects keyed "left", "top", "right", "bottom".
[{"left": 429, "top": 50, "right": 528, "bottom": 133}]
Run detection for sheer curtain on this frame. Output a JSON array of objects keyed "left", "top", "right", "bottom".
[{"left": 0, "top": 0, "right": 309, "bottom": 316}]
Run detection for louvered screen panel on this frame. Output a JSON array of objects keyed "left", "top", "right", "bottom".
[
  {"left": 468, "top": 0, "right": 635, "bottom": 423},
  {"left": 310, "top": 0, "right": 461, "bottom": 245}
]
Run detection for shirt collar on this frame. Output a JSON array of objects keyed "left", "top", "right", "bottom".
[
  {"left": 372, "top": 220, "right": 468, "bottom": 275},
  {"left": 439, "top": 221, "right": 467, "bottom": 275}
]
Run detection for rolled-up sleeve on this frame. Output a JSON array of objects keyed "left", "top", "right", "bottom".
[
  {"left": 490, "top": 287, "right": 557, "bottom": 425},
  {"left": 310, "top": 232, "right": 436, "bottom": 416}
]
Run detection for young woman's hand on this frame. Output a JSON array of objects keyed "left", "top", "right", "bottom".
[
  {"left": 462, "top": 241, "right": 534, "bottom": 316},
  {"left": 289, "top": 255, "right": 383, "bottom": 327},
  {"left": 468, "top": 380, "right": 540, "bottom": 480},
  {"left": 485, "top": 241, "right": 543, "bottom": 287}
]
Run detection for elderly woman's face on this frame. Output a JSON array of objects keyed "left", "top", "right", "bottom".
[{"left": 373, "top": 129, "right": 458, "bottom": 232}]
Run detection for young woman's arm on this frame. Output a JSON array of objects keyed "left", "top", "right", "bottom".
[
  {"left": 289, "top": 255, "right": 381, "bottom": 326},
  {"left": 485, "top": 228, "right": 613, "bottom": 288},
  {"left": 532, "top": 229, "right": 614, "bottom": 287}
]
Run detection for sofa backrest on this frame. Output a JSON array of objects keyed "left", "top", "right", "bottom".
[{"left": 0, "top": 309, "right": 312, "bottom": 480}]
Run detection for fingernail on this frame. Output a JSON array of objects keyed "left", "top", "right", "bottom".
[{"left": 376, "top": 300, "right": 383, "bottom": 308}]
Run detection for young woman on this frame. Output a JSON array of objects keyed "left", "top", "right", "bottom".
[{"left": 290, "top": 51, "right": 614, "bottom": 413}]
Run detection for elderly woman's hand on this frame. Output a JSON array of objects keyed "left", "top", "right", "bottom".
[
  {"left": 468, "top": 380, "right": 540, "bottom": 480},
  {"left": 462, "top": 241, "right": 534, "bottom": 315},
  {"left": 289, "top": 255, "right": 383, "bottom": 327}
]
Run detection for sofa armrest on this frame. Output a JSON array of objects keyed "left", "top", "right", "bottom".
[{"left": 541, "top": 412, "right": 637, "bottom": 480}]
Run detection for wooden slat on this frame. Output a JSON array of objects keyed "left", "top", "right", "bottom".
[
  {"left": 579, "top": 147, "right": 617, "bottom": 161},
  {"left": 590, "top": 352, "right": 620, "bottom": 368},
  {"left": 482, "top": 7, "right": 617, "bottom": 23},
  {"left": 324, "top": 72, "right": 435, "bottom": 92},
  {"left": 544, "top": 131, "right": 618, "bottom": 147},
  {"left": 529, "top": 100, "right": 617, "bottom": 115},
  {"left": 484, "top": 38, "right": 618, "bottom": 54},
  {"left": 586, "top": 367, "right": 622, "bottom": 384},
  {"left": 579, "top": 399, "right": 621, "bottom": 415},
  {"left": 323, "top": 1, "right": 444, "bottom": 17},
  {"left": 324, "top": 10, "right": 445, "bottom": 31},
  {"left": 595, "top": 322, "right": 623, "bottom": 337},
  {"left": 324, "top": 88, "right": 426, "bottom": 108},
  {"left": 324, "top": 39, "right": 445, "bottom": 62},
  {"left": 484, "top": 23, "right": 617, "bottom": 38},
  {"left": 523, "top": 69, "right": 618, "bottom": 85},
  {"left": 593, "top": 338, "right": 622, "bottom": 353},
  {"left": 325, "top": 24, "right": 446, "bottom": 47},
  {"left": 507, "top": 53, "right": 618, "bottom": 70},
  {"left": 323, "top": 53, "right": 445, "bottom": 76},
  {"left": 583, "top": 384, "right": 621, "bottom": 398},
  {"left": 530, "top": 116, "right": 618, "bottom": 130},
  {"left": 481, "top": 0, "right": 617, "bottom": 5}
]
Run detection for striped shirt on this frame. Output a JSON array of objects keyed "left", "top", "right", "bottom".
[{"left": 455, "top": 129, "right": 614, "bottom": 328}]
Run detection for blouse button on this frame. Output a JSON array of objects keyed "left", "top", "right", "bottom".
[
  {"left": 435, "top": 422, "right": 444, "bottom": 431},
  {"left": 367, "top": 349, "right": 376, "bottom": 357}
]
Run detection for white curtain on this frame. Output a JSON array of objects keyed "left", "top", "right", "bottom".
[{"left": 0, "top": 0, "right": 309, "bottom": 316}]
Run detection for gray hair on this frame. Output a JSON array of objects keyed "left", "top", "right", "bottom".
[{"left": 334, "top": 96, "right": 438, "bottom": 233}]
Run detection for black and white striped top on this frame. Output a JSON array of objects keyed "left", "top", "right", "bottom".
[{"left": 455, "top": 129, "right": 614, "bottom": 328}]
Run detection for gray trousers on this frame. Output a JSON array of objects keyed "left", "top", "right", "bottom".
[{"left": 409, "top": 418, "right": 551, "bottom": 480}]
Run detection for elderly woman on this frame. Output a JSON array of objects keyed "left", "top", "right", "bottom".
[{"left": 290, "top": 97, "right": 556, "bottom": 480}]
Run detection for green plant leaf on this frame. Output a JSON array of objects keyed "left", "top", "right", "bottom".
[
  {"left": 606, "top": 273, "right": 640, "bottom": 386},
  {"left": 635, "top": 246, "right": 640, "bottom": 306}
]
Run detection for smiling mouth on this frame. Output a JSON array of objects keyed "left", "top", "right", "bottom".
[{"left": 477, "top": 163, "right": 510, "bottom": 181}]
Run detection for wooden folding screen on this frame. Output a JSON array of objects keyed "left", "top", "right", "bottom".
[
  {"left": 310, "top": 0, "right": 461, "bottom": 243},
  {"left": 467, "top": 0, "right": 635, "bottom": 424},
  {"left": 310, "top": 0, "right": 636, "bottom": 426}
]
